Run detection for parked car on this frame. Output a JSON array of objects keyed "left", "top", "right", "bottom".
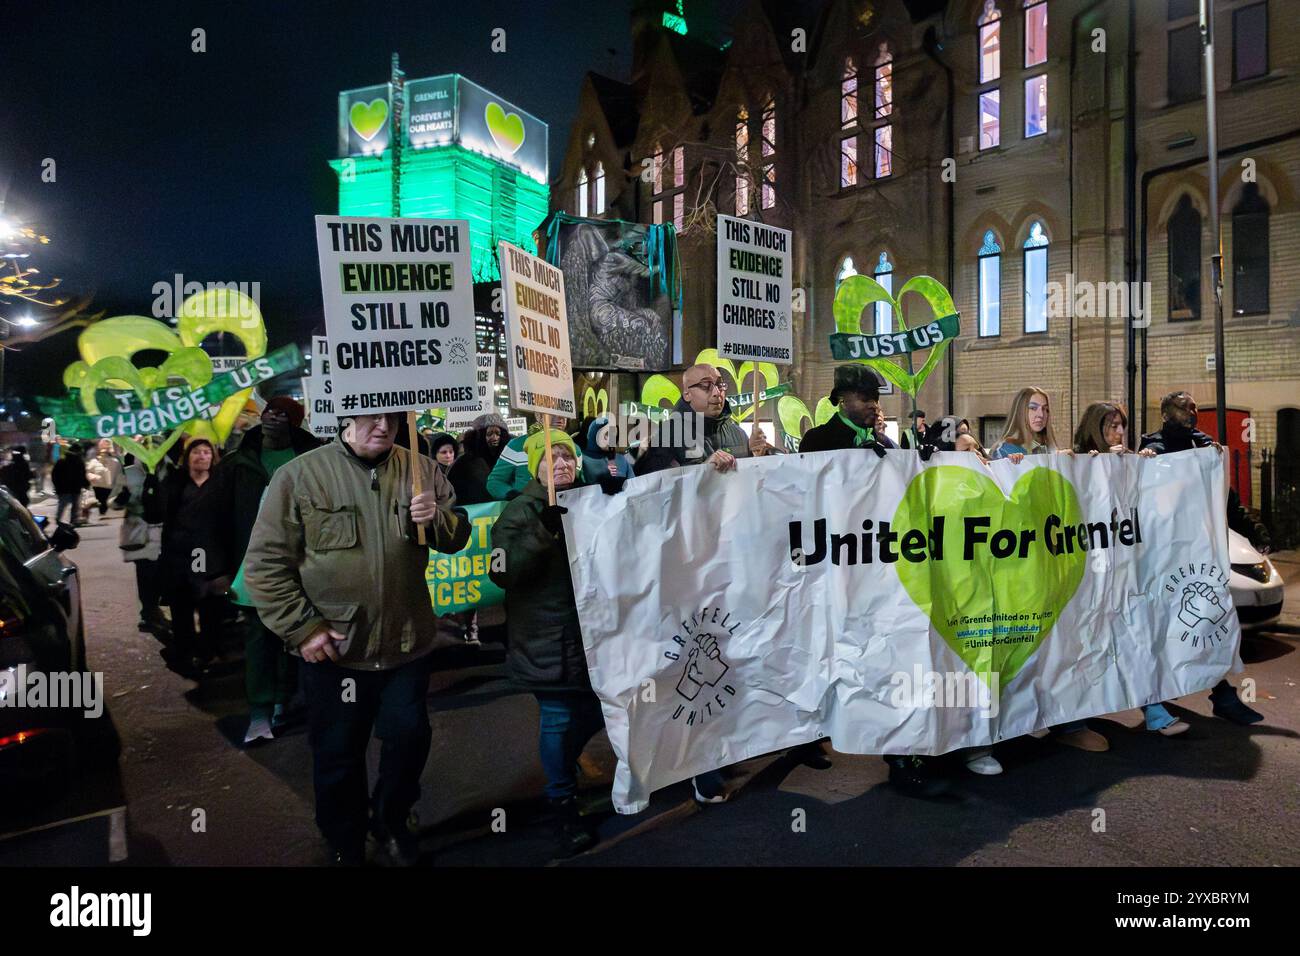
[
  {"left": 0, "top": 488, "right": 119, "bottom": 810},
  {"left": 1228, "top": 528, "right": 1284, "bottom": 631}
]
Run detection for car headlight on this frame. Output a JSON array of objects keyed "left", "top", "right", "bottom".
[{"left": 1231, "top": 561, "right": 1271, "bottom": 584}]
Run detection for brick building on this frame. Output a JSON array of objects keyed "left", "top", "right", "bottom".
[{"left": 556, "top": 0, "right": 1297, "bottom": 509}]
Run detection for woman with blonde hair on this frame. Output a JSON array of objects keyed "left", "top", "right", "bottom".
[
  {"left": 990, "top": 386, "right": 1060, "bottom": 461},
  {"left": 1074, "top": 402, "right": 1188, "bottom": 736}
]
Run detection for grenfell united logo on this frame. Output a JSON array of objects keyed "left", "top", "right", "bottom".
[
  {"left": 663, "top": 606, "right": 738, "bottom": 727},
  {"left": 1163, "top": 561, "right": 1233, "bottom": 651}
]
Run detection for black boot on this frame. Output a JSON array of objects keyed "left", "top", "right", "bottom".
[
  {"left": 884, "top": 755, "right": 949, "bottom": 798},
  {"left": 1209, "top": 680, "right": 1263, "bottom": 725},
  {"left": 791, "top": 740, "right": 833, "bottom": 770},
  {"left": 549, "top": 796, "right": 597, "bottom": 859}
]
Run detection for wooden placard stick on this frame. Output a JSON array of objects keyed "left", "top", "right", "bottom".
[
  {"left": 407, "top": 410, "right": 426, "bottom": 545},
  {"left": 542, "top": 413, "right": 556, "bottom": 506}
]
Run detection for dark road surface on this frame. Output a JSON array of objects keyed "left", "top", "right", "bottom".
[{"left": 5, "top": 500, "right": 1299, "bottom": 867}]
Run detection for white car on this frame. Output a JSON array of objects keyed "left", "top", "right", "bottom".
[{"left": 1228, "top": 528, "right": 1284, "bottom": 630}]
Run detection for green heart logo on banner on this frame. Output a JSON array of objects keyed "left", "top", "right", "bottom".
[
  {"left": 892, "top": 464, "right": 1086, "bottom": 689},
  {"left": 832, "top": 274, "right": 957, "bottom": 398},
  {"left": 349, "top": 98, "right": 389, "bottom": 142},
  {"left": 61, "top": 290, "right": 268, "bottom": 467},
  {"left": 485, "top": 102, "right": 525, "bottom": 155}
]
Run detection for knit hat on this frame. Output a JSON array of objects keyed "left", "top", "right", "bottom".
[
  {"left": 524, "top": 429, "right": 578, "bottom": 477},
  {"left": 829, "top": 364, "right": 882, "bottom": 404},
  {"left": 470, "top": 413, "right": 508, "bottom": 434},
  {"left": 429, "top": 432, "right": 459, "bottom": 457},
  {"left": 264, "top": 395, "right": 305, "bottom": 428}
]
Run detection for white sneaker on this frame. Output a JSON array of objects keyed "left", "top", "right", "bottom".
[
  {"left": 692, "top": 778, "right": 730, "bottom": 804},
  {"left": 1028, "top": 728, "right": 1051, "bottom": 739},
  {"left": 965, "top": 750, "right": 1003, "bottom": 775},
  {"left": 243, "top": 715, "right": 275, "bottom": 745}
]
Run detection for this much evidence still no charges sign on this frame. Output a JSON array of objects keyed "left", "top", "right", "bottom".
[
  {"left": 715, "top": 214, "right": 792, "bottom": 365},
  {"left": 314, "top": 216, "right": 478, "bottom": 416},
  {"left": 497, "top": 241, "right": 575, "bottom": 419},
  {"left": 304, "top": 335, "right": 338, "bottom": 439}
]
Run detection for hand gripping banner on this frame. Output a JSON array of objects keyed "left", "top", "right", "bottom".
[{"left": 558, "top": 448, "right": 1240, "bottom": 813}]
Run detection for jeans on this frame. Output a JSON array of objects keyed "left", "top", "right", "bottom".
[
  {"left": 133, "top": 560, "right": 163, "bottom": 621},
  {"left": 244, "top": 607, "right": 298, "bottom": 713},
  {"left": 169, "top": 593, "right": 226, "bottom": 659},
  {"left": 56, "top": 493, "right": 79, "bottom": 524},
  {"left": 300, "top": 654, "right": 435, "bottom": 856},
  {"left": 534, "top": 691, "right": 605, "bottom": 801}
]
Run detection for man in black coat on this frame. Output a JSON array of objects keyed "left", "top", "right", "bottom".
[
  {"left": 1140, "top": 390, "right": 1265, "bottom": 725},
  {"left": 799, "top": 365, "right": 898, "bottom": 454},
  {"left": 215, "top": 398, "right": 321, "bottom": 743},
  {"left": 52, "top": 445, "right": 90, "bottom": 525}
]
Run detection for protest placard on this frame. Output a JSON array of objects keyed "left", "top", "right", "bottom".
[
  {"left": 304, "top": 336, "right": 337, "bottom": 439},
  {"left": 314, "top": 216, "right": 478, "bottom": 416},
  {"left": 497, "top": 241, "right": 575, "bottom": 420},
  {"left": 445, "top": 350, "right": 498, "bottom": 432},
  {"left": 716, "top": 214, "right": 793, "bottom": 366}
]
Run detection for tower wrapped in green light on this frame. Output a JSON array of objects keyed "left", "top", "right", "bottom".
[{"left": 332, "top": 75, "right": 550, "bottom": 282}]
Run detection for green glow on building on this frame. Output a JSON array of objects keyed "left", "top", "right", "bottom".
[
  {"left": 330, "top": 142, "right": 550, "bottom": 282},
  {"left": 662, "top": 12, "right": 687, "bottom": 34}
]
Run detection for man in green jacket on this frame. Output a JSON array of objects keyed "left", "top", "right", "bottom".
[{"left": 245, "top": 411, "right": 470, "bottom": 866}]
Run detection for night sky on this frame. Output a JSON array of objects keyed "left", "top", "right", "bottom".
[{"left": 0, "top": 0, "right": 695, "bottom": 395}]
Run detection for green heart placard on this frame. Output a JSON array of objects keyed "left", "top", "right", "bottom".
[
  {"left": 831, "top": 274, "right": 958, "bottom": 398},
  {"left": 893, "top": 464, "right": 1086, "bottom": 689},
  {"left": 349, "top": 98, "right": 389, "bottom": 142},
  {"left": 60, "top": 290, "right": 267, "bottom": 467},
  {"left": 485, "top": 102, "right": 525, "bottom": 156}
]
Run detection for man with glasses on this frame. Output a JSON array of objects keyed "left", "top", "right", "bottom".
[
  {"left": 636, "top": 363, "right": 772, "bottom": 475},
  {"left": 216, "top": 397, "right": 321, "bottom": 745},
  {"left": 245, "top": 411, "right": 471, "bottom": 865}
]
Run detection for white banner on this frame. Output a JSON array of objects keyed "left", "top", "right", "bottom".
[
  {"left": 498, "top": 240, "right": 575, "bottom": 419},
  {"left": 304, "top": 336, "right": 337, "bottom": 439},
  {"left": 559, "top": 448, "right": 1240, "bottom": 813},
  {"left": 716, "top": 214, "right": 792, "bottom": 365},
  {"left": 315, "top": 216, "right": 477, "bottom": 415}
]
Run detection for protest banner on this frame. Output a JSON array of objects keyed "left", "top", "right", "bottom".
[
  {"left": 427, "top": 500, "right": 508, "bottom": 615},
  {"left": 559, "top": 448, "right": 1240, "bottom": 813},
  {"left": 314, "top": 216, "right": 478, "bottom": 416},
  {"left": 304, "top": 335, "right": 337, "bottom": 439},
  {"left": 498, "top": 240, "right": 575, "bottom": 502}
]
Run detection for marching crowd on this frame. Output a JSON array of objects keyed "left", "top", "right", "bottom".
[{"left": 0, "top": 363, "right": 1273, "bottom": 865}]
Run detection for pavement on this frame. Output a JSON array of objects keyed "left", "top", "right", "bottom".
[{"left": 4, "top": 496, "right": 1299, "bottom": 867}]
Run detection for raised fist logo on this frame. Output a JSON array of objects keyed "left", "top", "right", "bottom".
[
  {"left": 676, "top": 633, "right": 729, "bottom": 701},
  {"left": 1178, "top": 581, "right": 1229, "bottom": 628},
  {"left": 448, "top": 338, "right": 470, "bottom": 364}
]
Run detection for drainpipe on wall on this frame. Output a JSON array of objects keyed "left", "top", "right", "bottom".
[{"left": 921, "top": 26, "right": 956, "bottom": 415}]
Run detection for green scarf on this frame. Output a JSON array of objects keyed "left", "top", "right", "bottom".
[{"left": 837, "top": 411, "right": 874, "bottom": 447}]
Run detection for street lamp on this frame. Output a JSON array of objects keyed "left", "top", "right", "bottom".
[{"left": 1200, "top": 0, "right": 1228, "bottom": 445}]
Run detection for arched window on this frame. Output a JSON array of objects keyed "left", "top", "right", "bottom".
[
  {"left": 761, "top": 98, "right": 776, "bottom": 209},
  {"left": 1232, "top": 183, "right": 1269, "bottom": 315},
  {"left": 978, "top": 1, "right": 1001, "bottom": 149},
  {"left": 1023, "top": 221, "right": 1049, "bottom": 333},
  {"left": 735, "top": 107, "right": 751, "bottom": 216},
  {"left": 873, "top": 252, "right": 894, "bottom": 335},
  {"left": 593, "top": 162, "right": 606, "bottom": 216},
  {"left": 836, "top": 256, "right": 857, "bottom": 290},
  {"left": 576, "top": 167, "right": 588, "bottom": 217},
  {"left": 873, "top": 45, "right": 894, "bottom": 177},
  {"left": 978, "top": 230, "right": 1002, "bottom": 336},
  {"left": 1167, "top": 195, "right": 1201, "bottom": 321}
]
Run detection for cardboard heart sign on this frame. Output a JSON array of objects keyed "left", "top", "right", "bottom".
[
  {"left": 892, "top": 464, "right": 1086, "bottom": 689},
  {"left": 639, "top": 349, "right": 779, "bottom": 423},
  {"left": 349, "top": 98, "right": 389, "bottom": 142},
  {"left": 485, "top": 102, "right": 526, "bottom": 155},
  {"left": 831, "top": 274, "right": 958, "bottom": 398},
  {"left": 61, "top": 290, "right": 267, "bottom": 467}
]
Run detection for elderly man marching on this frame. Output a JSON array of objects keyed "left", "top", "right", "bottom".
[{"left": 245, "top": 412, "right": 470, "bottom": 866}]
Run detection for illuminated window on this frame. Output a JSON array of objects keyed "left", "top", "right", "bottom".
[
  {"left": 761, "top": 99, "right": 775, "bottom": 158},
  {"left": 873, "top": 252, "right": 894, "bottom": 335},
  {"left": 978, "top": 230, "right": 1002, "bottom": 336},
  {"left": 736, "top": 107, "right": 751, "bottom": 215},
  {"left": 874, "top": 126, "right": 892, "bottom": 178},
  {"left": 871, "top": 45, "right": 893, "bottom": 177},
  {"left": 841, "top": 135, "right": 858, "bottom": 188},
  {"left": 653, "top": 144, "right": 664, "bottom": 194},
  {"left": 842, "top": 57, "right": 858, "bottom": 128},
  {"left": 761, "top": 98, "right": 776, "bottom": 209},
  {"left": 1023, "top": 221, "right": 1049, "bottom": 333},
  {"left": 1024, "top": 0, "right": 1047, "bottom": 68},
  {"left": 576, "top": 167, "right": 588, "bottom": 217},
  {"left": 1024, "top": 74, "right": 1047, "bottom": 137},
  {"left": 836, "top": 256, "right": 857, "bottom": 290},
  {"left": 979, "top": 1, "right": 1002, "bottom": 83},
  {"left": 593, "top": 162, "right": 605, "bottom": 215},
  {"left": 979, "top": 90, "right": 1001, "bottom": 149},
  {"left": 653, "top": 199, "right": 664, "bottom": 225},
  {"left": 1167, "top": 195, "right": 1201, "bottom": 321},
  {"left": 874, "top": 54, "right": 893, "bottom": 119},
  {"left": 673, "top": 146, "right": 685, "bottom": 189},
  {"left": 673, "top": 193, "right": 684, "bottom": 231}
]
